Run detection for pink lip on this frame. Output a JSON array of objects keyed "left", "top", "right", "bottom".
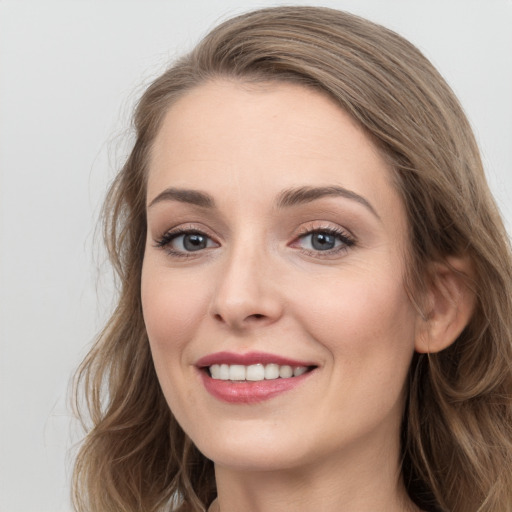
[
  {"left": 199, "top": 372, "right": 313, "bottom": 403},
  {"left": 196, "top": 351, "right": 315, "bottom": 368},
  {"left": 195, "top": 351, "right": 317, "bottom": 404}
]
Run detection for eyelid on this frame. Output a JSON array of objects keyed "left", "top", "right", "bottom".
[
  {"left": 152, "top": 221, "right": 356, "bottom": 259},
  {"left": 153, "top": 223, "right": 220, "bottom": 257},
  {"left": 294, "top": 221, "right": 356, "bottom": 242},
  {"left": 154, "top": 222, "right": 219, "bottom": 242},
  {"left": 289, "top": 222, "right": 356, "bottom": 257}
]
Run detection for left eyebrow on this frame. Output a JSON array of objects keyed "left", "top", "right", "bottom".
[{"left": 276, "top": 185, "right": 380, "bottom": 219}]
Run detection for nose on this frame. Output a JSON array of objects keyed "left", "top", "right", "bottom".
[{"left": 209, "top": 242, "right": 283, "bottom": 331}]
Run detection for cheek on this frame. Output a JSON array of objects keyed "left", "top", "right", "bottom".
[
  {"left": 140, "top": 263, "right": 211, "bottom": 419},
  {"left": 295, "top": 268, "right": 417, "bottom": 441},
  {"left": 299, "top": 266, "right": 416, "bottom": 372},
  {"left": 141, "top": 263, "right": 210, "bottom": 357}
]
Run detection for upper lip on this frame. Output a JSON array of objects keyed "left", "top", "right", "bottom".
[{"left": 196, "top": 351, "right": 316, "bottom": 368}]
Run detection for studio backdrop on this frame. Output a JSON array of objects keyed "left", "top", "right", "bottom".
[{"left": 0, "top": 1, "right": 511, "bottom": 511}]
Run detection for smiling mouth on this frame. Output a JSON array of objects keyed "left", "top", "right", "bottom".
[
  {"left": 205, "top": 363, "right": 316, "bottom": 382},
  {"left": 197, "top": 354, "right": 318, "bottom": 403}
]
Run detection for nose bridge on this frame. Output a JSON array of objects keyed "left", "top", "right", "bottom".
[{"left": 210, "top": 230, "right": 282, "bottom": 328}]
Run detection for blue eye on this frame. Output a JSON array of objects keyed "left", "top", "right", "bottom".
[
  {"left": 297, "top": 229, "right": 354, "bottom": 253},
  {"left": 175, "top": 233, "right": 210, "bottom": 251},
  {"left": 156, "top": 229, "right": 217, "bottom": 255},
  {"left": 307, "top": 232, "right": 338, "bottom": 250}
]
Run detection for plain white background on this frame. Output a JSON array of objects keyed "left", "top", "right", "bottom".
[{"left": 0, "top": 1, "right": 511, "bottom": 510}]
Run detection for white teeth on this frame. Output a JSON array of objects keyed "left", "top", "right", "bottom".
[
  {"left": 264, "top": 363, "right": 279, "bottom": 380},
  {"left": 279, "top": 365, "right": 293, "bottom": 378},
  {"left": 208, "top": 363, "right": 310, "bottom": 381},
  {"left": 229, "top": 364, "right": 246, "bottom": 381},
  {"left": 219, "top": 364, "right": 229, "bottom": 380},
  {"left": 210, "top": 364, "right": 221, "bottom": 379},
  {"left": 246, "top": 364, "right": 265, "bottom": 381}
]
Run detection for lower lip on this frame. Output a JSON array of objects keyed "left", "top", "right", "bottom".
[{"left": 199, "top": 370, "right": 314, "bottom": 404}]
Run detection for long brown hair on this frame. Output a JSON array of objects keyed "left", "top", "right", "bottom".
[{"left": 73, "top": 6, "right": 512, "bottom": 511}]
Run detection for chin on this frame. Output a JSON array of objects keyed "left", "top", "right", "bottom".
[
  {"left": 200, "top": 443, "right": 308, "bottom": 473},
  {"left": 185, "top": 420, "right": 310, "bottom": 472}
]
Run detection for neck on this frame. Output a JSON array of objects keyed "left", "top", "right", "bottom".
[{"left": 211, "top": 436, "right": 417, "bottom": 512}]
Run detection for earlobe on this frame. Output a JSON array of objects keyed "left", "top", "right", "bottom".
[{"left": 415, "top": 256, "right": 476, "bottom": 354}]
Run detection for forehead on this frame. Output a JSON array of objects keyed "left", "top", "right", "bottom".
[{"left": 147, "top": 80, "right": 403, "bottom": 224}]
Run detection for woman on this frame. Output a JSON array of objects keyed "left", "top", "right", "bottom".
[{"left": 72, "top": 6, "right": 512, "bottom": 512}]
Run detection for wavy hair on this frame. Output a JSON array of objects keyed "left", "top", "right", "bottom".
[{"left": 73, "top": 6, "right": 512, "bottom": 512}]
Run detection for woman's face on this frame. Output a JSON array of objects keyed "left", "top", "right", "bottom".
[{"left": 142, "top": 80, "right": 421, "bottom": 472}]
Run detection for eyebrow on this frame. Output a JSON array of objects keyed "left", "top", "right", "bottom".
[
  {"left": 148, "top": 187, "right": 215, "bottom": 209},
  {"left": 276, "top": 185, "right": 380, "bottom": 219},
  {"left": 148, "top": 185, "right": 379, "bottom": 219}
]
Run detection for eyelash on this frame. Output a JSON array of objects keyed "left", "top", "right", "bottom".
[
  {"left": 154, "top": 225, "right": 356, "bottom": 259},
  {"left": 293, "top": 226, "right": 355, "bottom": 257},
  {"left": 154, "top": 227, "right": 217, "bottom": 258}
]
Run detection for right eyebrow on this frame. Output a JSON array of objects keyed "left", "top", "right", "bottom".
[
  {"left": 276, "top": 185, "right": 380, "bottom": 220},
  {"left": 147, "top": 187, "right": 215, "bottom": 209}
]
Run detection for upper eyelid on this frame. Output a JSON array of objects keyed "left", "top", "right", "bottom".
[
  {"left": 295, "top": 221, "right": 356, "bottom": 240},
  {"left": 156, "top": 224, "right": 220, "bottom": 240},
  {"left": 297, "top": 225, "right": 350, "bottom": 235},
  {"left": 294, "top": 228, "right": 355, "bottom": 246}
]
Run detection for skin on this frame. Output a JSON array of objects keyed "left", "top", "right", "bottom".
[{"left": 141, "top": 80, "right": 424, "bottom": 511}]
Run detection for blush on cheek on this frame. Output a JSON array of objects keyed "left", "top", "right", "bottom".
[
  {"left": 302, "top": 274, "right": 415, "bottom": 353},
  {"left": 142, "top": 279, "right": 208, "bottom": 354}
]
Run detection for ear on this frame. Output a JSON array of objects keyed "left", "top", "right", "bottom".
[{"left": 415, "top": 256, "right": 476, "bottom": 354}]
